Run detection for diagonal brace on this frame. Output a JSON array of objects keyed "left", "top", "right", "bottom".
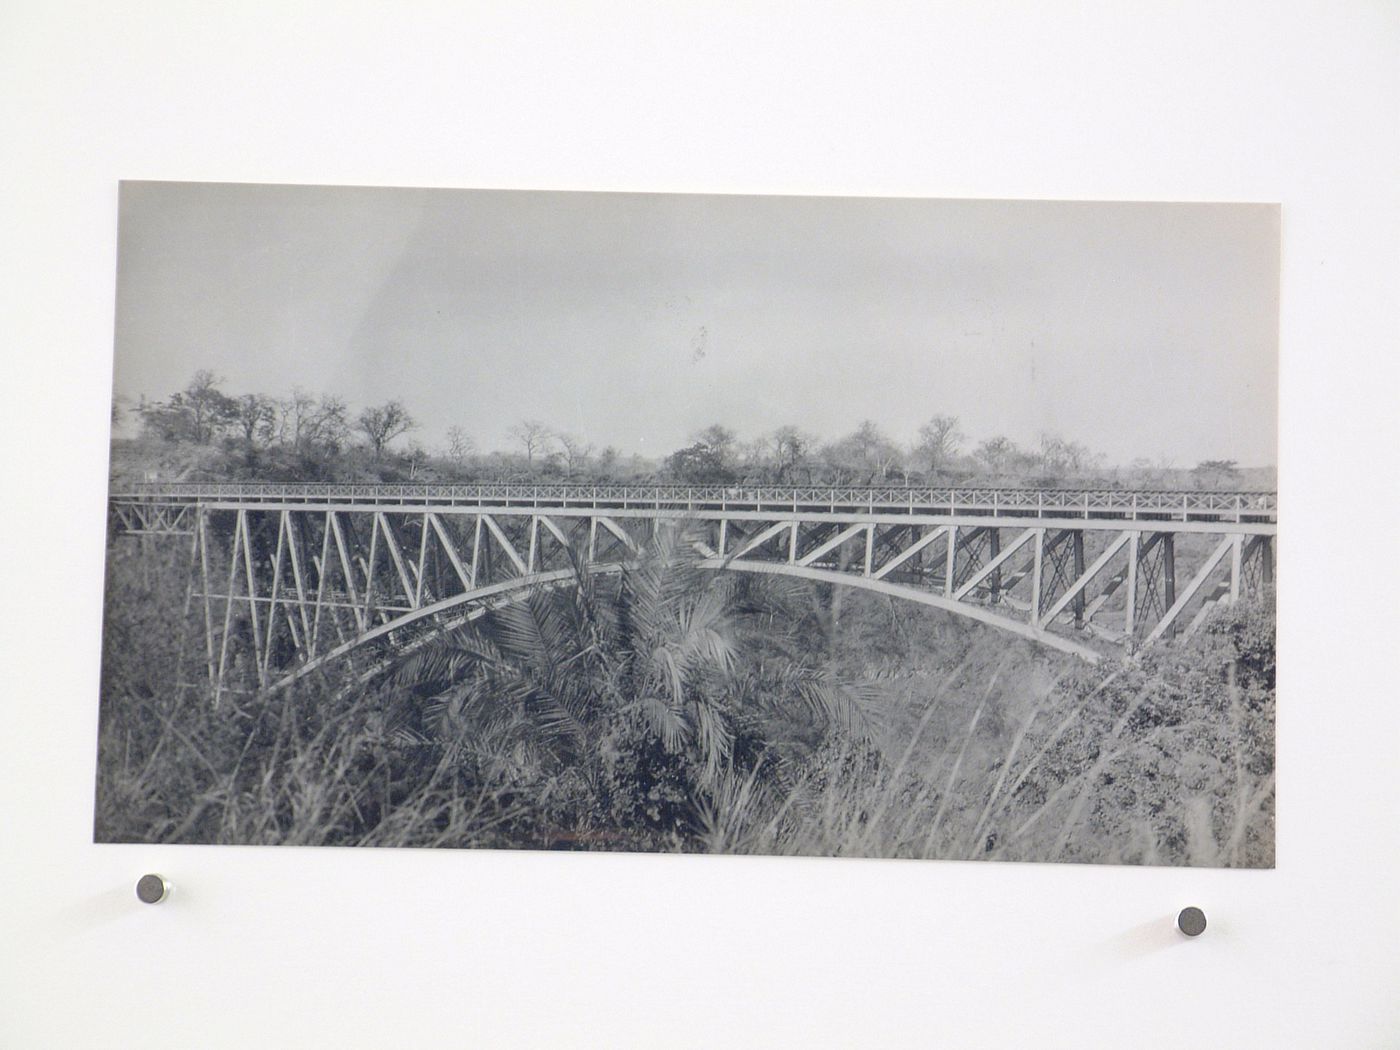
[
  {"left": 797, "top": 523, "right": 866, "bottom": 567},
  {"left": 954, "top": 528, "right": 1038, "bottom": 601},
  {"left": 1144, "top": 536, "right": 1234, "bottom": 645},
  {"left": 730, "top": 520, "right": 796, "bottom": 561},
  {"left": 1039, "top": 531, "right": 1132, "bottom": 627},
  {"left": 480, "top": 514, "right": 528, "bottom": 576}
]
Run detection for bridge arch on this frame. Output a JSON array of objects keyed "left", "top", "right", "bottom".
[
  {"left": 271, "top": 555, "right": 1102, "bottom": 693},
  {"left": 269, "top": 566, "right": 622, "bottom": 692},
  {"left": 699, "top": 558, "right": 1103, "bottom": 661}
]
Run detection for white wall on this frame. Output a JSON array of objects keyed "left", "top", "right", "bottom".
[{"left": 1, "top": 4, "right": 1396, "bottom": 1047}]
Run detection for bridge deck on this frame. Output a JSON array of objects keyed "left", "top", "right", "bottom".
[{"left": 110, "top": 482, "right": 1277, "bottom": 525}]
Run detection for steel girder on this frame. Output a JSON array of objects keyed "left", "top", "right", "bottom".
[
  {"left": 110, "top": 494, "right": 1277, "bottom": 701},
  {"left": 112, "top": 482, "right": 1278, "bottom": 524}
]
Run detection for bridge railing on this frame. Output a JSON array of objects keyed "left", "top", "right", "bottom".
[{"left": 109, "top": 481, "right": 1278, "bottom": 518}]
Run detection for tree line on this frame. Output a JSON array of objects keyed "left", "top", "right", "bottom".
[
  {"left": 120, "top": 370, "right": 1258, "bottom": 489},
  {"left": 132, "top": 370, "right": 414, "bottom": 459}
]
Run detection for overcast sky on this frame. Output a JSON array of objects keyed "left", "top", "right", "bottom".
[{"left": 113, "top": 182, "right": 1278, "bottom": 466}]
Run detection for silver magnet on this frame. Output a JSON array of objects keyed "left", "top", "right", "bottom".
[
  {"left": 136, "top": 873, "right": 171, "bottom": 904},
  {"left": 1177, "top": 906, "right": 1207, "bottom": 937}
]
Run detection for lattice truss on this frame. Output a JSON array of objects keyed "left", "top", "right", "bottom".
[
  {"left": 111, "top": 498, "right": 1275, "bottom": 701},
  {"left": 109, "top": 500, "right": 194, "bottom": 537}
]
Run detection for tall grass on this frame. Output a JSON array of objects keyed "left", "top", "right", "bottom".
[
  {"left": 94, "top": 530, "right": 1274, "bottom": 867},
  {"left": 692, "top": 629, "right": 1272, "bottom": 868}
]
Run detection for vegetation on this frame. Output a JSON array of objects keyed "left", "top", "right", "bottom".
[
  {"left": 115, "top": 371, "right": 1276, "bottom": 490},
  {"left": 99, "top": 371, "right": 1275, "bottom": 864},
  {"left": 95, "top": 525, "right": 1274, "bottom": 866}
]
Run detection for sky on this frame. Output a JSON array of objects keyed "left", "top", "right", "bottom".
[{"left": 113, "top": 182, "right": 1279, "bottom": 467}]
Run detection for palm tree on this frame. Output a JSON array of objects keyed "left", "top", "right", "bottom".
[{"left": 383, "top": 524, "right": 875, "bottom": 850}]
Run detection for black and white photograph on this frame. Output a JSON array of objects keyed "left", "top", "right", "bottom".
[{"left": 96, "top": 182, "right": 1278, "bottom": 867}]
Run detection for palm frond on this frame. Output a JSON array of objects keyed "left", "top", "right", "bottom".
[
  {"left": 490, "top": 594, "right": 561, "bottom": 672},
  {"left": 634, "top": 694, "right": 689, "bottom": 753},
  {"left": 618, "top": 542, "right": 667, "bottom": 649},
  {"left": 735, "top": 661, "right": 881, "bottom": 739},
  {"left": 792, "top": 674, "right": 879, "bottom": 738},
  {"left": 562, "top": 540, "right": 619, "bottom": 653},
  {"left": 650, "top": 645, "right": 687, "bottom": 708},
  {"left": 387, "top": 626, "right": 507, "bottom": 692},
  {"left": 671, "top": 620, "right": 737, "bottom": 679},
  {"left": 691, "top": 695, "right": 734, "bottom": 785}
]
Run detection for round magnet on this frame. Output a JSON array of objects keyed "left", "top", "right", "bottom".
[
  {"left": 1177, "top": 906, "right": 1207, "bottom": 937},
  {"left": 136, "top": 874, "right": 171, "bottom": 904}
]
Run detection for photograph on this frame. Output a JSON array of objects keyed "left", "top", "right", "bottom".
[{"left": 96, "top": 182, "right": 1278, "bottom": 866}]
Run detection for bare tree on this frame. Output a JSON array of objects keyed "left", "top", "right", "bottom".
[
  {"left": 445, "top": 425, "right": 475, "bottom": 466},
  {"left": 827, "top": 420, "right": 901, "bottom": 482},
  {"left": 358, "top": 400, "right": 416, "bottom": 460},
  {"left": 182, "top": 370, "right": 236, "bottom": 444},
  {"left": 771, "top": 425, "right": 812, "bottom": 482},
  {"left": 693, "top": 424, "right": 738, "bottom": 473},
  {"left": 509, "top": 420, "right": 554, "bottom": 467},
  {"left": 739, "top": 435, "right": 773, "bottom": 476},
  {"left": 1039, "top": 433, "right": 1099, "bottom": 476},
  {"left": 232, "top": 393, "right": 277, "bottom": 448},
  {"left": 136, "top": 370, "right": 236, "bottom": 444},
  {"left": 1192, "top": 459, "right": 1241, "bottom": 489},
  {"left": 313, "top": 396, "right": 351, "bottom": 454},
  {"left": 974, "top": 435, "right": 1020, "bottom": 474},
  {"left": 915, "top": 414, "right": 964, "bottom": 473},
  {"left": 276, "top": 390, "right": 304, "bottom": 447},
  {"left": 278, "top": 388, "right": 330, "bottom": 451},
  {"left": 556, "top": 432, "right": 593, "bottom": 478},
  {"left": 1039, "top": 433, "right": 1070, "bottom": 474},
  {"left": 1126, "top": 456, "right": 1174, "bottom": 487},
  {"left": 405, "top": 441, "right": 428, "bottom": 480}
]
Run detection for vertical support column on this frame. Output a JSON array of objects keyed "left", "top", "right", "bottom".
[
  {"left": 1159, "top": 532, "right": 1178, "bottom": 640},
  {"left": 415, "top": 511, "right": 431, "bottom": 606},
  {"left": 1072, "top": 530, "right": 1086, "bottom": 628},
  {"left": 1030, "top": 528, "right": 1044, "bottom": 627},
  {"left": 470, "top": 515, "right": 483, "bottom": 587},
  {"left": 311, "top": 511, "right": 334, "bottom": 657},
  {"left": 789, "top": 521, "right": 799, "bottom": 564},
  {"left": 944, "top": 525, "right": 958, "bottom": 596},
  {"left": 198, "top": 509, "right": 216, "bottom": 687},
  {"left": 1261, "top": 535, "right": 1274, "bottom": 587},
  {"left": 324, "top": 511, "right": 353, "bottom": 647},
  {"left": 1229, "top": 533, "right": 1244, "bottom": 603},
  {"left": 260, "top": 511, "right": 288, "bottom": 683},
  {"left": 360, "top": 513, "right": 380, "bottom": 626},
  {"left": 286, "top": 511, "right": 312, "bottom": 653},
  {"left": 587, "top": 517, "right": 598, "bottom": 562},
  {"left": 1124, "top": 531, "right": 1140, "bottom": 637},
  {"left": 181, "top": 512, "right": 201, "bottom": 623},
  {"left": 718, "top": 518, "right": 728, "bottom": 557},
  {"left": 240, "top": 509, "right": 265, "bottom": 686},
  {"left": 988, "top": 528, "right": 1002, "bottom": 600},
  {"left": 527, "top": 516, "right": 539, "bottom": 573},
  {"left": 1162, "top": 533, "right": 1177, "bottom": 611},
  {"left": 214, "top": 510, "right": 243, "bottom": 709},
  {"left": 864, "top": 524, "right": 875, "bottom": 576}
]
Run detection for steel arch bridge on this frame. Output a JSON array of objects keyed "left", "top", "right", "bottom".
[{"left": 108, "top": 482, "right": 1277, "bottom": 703}]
